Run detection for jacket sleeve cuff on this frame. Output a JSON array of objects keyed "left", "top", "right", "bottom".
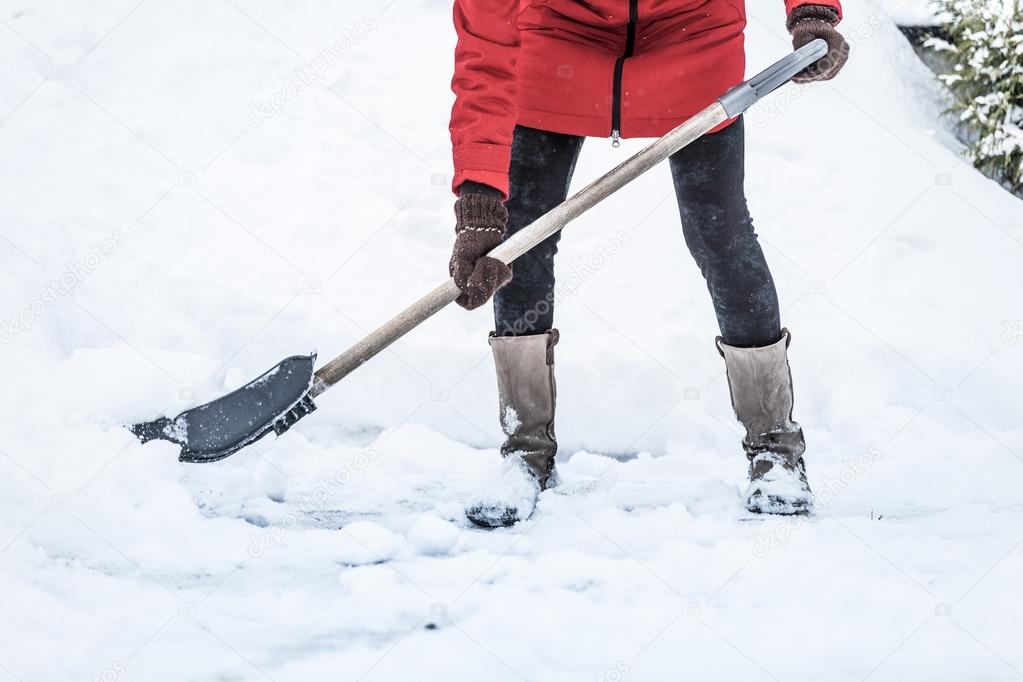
[
  {"left": 452, "top": 142, "right": 512, "bottom": 200},
  {"left": 785, "top": 0, "right": 842, "bottom": 22}
]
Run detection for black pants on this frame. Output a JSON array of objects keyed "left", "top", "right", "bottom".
[{"left": 493, "top": 117, "right": 781, "bottom": 348}]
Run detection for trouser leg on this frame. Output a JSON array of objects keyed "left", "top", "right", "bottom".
[
  {"left": 672, "top": 118, "right": 812, "bottom": 514},
  {"left": 668, "top": 117, "right": 781, "bottom": 349},
  {"left": 493, "top": 125, "right": 584, "bottom": 337}
]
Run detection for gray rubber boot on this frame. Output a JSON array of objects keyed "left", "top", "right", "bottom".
[
  {"left": 717, "top": 329, "right": 814, "bottom": 515},
  {"left": 465, "top": 330, "right": 559, "bottom": 528}
]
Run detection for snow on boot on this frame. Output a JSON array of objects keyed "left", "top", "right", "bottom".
[
  {"left": 465, "top": 454, "right": 544, "bottom": 528},
  {"left": 466, "top": 330, "right": 559, "bottom": 528},
  {"left": 717, "top": 329, "right": 814, "bottom": 515}
]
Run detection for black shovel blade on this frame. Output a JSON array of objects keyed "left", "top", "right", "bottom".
[{"left": 130, "top": 354, "right": 318, "bottom": 463}]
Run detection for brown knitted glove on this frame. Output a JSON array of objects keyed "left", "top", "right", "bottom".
[
  {"left": 787, "top": 5, "right": 849, "bottom": 83},
  {"left": 449, "top": 192, "right": 512, "bottom": 310}
]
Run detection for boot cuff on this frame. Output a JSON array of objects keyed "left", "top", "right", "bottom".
[
  {"left": 716, "top": 328, "right": 790, "bottom": 358},
  {"left": 490, "top": 329, "right": 559, "bottom": 347},
  {"left": 489, "top": 329, "right": 559, "bottom": 364}
]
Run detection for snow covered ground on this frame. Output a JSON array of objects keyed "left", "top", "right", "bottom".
[
  {"left": 875, "top": 0, "right": 942, "bottom": 26},
  {"left": 2, "top": 0, "right": 1022, "bottom": 680}
]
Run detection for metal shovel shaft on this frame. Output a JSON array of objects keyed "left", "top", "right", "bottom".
[{"left": 310, "top": 38, "right": 830, "bottom": 394}]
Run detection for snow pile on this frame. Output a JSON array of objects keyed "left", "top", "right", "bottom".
[
  {"left": 876, "top": 0, "right": 944, "bottom": 26},
  {"left": 1, "top": 0, "right": 1022, "bottom": 680}
]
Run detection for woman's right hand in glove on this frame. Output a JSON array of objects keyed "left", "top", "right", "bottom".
[{"left": 449, "top": 183, "right": 512, "bottom": 310}]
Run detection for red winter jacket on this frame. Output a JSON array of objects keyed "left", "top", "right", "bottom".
[{"left": 450, "top": 0, "right": 842, "bottom": 198}]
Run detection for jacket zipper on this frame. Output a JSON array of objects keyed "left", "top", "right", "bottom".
[{"left": 611, "top": 0, "right": 639, "bottom": 147}]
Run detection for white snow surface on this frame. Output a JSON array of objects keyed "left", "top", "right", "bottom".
[
  {"left": 2, "top": 1, "right": 1023, "bottom": 680},
  {"left": 464, "top": 451, "right": 542, "bottom": 527},
  {"left": 875, "top": 0, "right": 943, "bottom": 26}
]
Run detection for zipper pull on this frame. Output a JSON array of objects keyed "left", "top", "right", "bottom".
[{"left": 611, "top": 129, "right": 621, "bottom": 148}]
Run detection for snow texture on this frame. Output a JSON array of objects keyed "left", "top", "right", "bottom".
[
  {"left": 745, "top": 453, "right": 816, "bottom": 515},
  {"left": 1, "top": 0, "right": 1022, "bottom": 680},
  {"left": 501, "top": 405, "right": 521, "bottom": 436},
  {"left": 407, "top": 514, "right": 461, "bottom": 556},
  {"left": 876, "top": 0, "right": 944, "bottom": 26},
  {"left": 162, "top": 416, "right": 188, "bottom": 442},
  {"left": 464, "top": 453, "right": 541, "bottom": 528}
]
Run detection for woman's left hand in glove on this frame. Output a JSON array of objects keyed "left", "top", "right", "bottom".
[{"left": 788, "top": 4, "right": 850, "bottom": 83}]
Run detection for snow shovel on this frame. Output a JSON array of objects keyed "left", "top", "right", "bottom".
[{"left": 130, "top": 40, "right": 829, "bottom": 463}]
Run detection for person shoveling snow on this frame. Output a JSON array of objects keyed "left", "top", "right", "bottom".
[
  {"left": 130, "top": 0, "right": 847, "bottom": 529},
  {"left": 448, "top": 0, "right": 848, "bottom": 526}
]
